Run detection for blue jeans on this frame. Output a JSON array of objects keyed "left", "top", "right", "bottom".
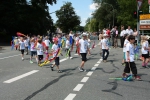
[{"left": 102, "top": 49, "right": 109, "bottom": 60}]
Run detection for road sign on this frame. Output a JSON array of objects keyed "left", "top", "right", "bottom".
[
  {"left": 140, "top": 14, "right": 150, "bottom": 20},
  {"left": 140, "top": 25, "right": 150, "bottom": 30},
  {"left": 140, "top": 20, "right": 150, "bottom": 25},
  {"left": 140, "top": 14, "right": 150, "bottom": 30}
]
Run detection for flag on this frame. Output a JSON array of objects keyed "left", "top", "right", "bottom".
[{"left": 137, "top": 0, "right": 143, "bottom": 10}]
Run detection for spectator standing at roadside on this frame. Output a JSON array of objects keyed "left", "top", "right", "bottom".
[
  {"left": 126, "top": 26, "right": 133, "bottom": 35},
  {"left": 133, "top": 28, "right": 138, "bottom": 45},
  {"left": 120, "top": 26, "right": 126, "bottom": 48}
]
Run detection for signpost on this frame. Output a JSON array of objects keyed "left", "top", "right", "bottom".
[
  {"left": 149, "top": 0, "right": 150, "bottom": 13},
  {"left": 140, "top": 14, "right": 150, "bottom": 30}
]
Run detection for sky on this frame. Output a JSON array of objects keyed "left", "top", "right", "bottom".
[{"left": 48, "top": 0, "right": 98, "bottom": 26}]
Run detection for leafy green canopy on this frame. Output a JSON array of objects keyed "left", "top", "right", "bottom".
[
  {"left": 55, "top": 2, "right": 80, "bottom": 33},
  {"left": 0, "top": 0, "right": 56, "bottom": 42}
]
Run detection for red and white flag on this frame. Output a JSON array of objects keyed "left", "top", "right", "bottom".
[{"left": 137, "top": 0, "right": 143, "bottom": 10}]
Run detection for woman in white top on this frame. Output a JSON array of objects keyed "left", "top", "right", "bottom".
[
  {"left": 133, "top": 28, "right": 138, "bottom": 45},
  {"left": 141, "top": 36, "right": 149, "bottom": 68},
  {"left": 44, "top": 36, "right": 50, "bottom": 53}
]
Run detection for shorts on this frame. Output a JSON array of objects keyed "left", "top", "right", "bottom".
[
  {"left": 80, "top": 53, "right": 87, "bottom": 61},
  {"left": 45, "top": 46, "right": 49, "bottom": 50},
  {"left": 38, "top": 55, "right": 43, "bottom": 61},
  {"left": 31, "top": 51, "right": 37, "bottom": 57},
  {"left": 142, "top": 54, "right": 149, "bottom": 59},
  {"left": 55, "top": 57, "right": 59, "bottom": 65},
  {"left": 20, "top": 49, "right": 24, "bottom": 54}
]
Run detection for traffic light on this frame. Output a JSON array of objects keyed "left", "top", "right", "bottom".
[{"left": 133, "top": 11, "right": 137, "bottom": 18}]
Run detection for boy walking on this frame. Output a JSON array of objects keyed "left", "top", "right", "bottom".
[{"left": 123, "top": 35, "right": 141, "bottom": 80}]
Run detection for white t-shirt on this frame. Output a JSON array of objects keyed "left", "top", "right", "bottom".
[
  {"left": 126, "top": 29, "right": 133, "bottom": 35},
  {"left": 102, "top": 39, "right": 108, "bottom": 49},
  {"left": 123, "top": 39, "right": 129, "bottom": 52},
  {"left": 69, "top": 34, "right": 74, "bottom": 38},
  {"left": 30, "top": 42, "right": 37, "bottom": 51},
  {"left": 19, "top": 41, "right": 25, "bottom": 50},
  {"left": 120, "top": 30, "right": 126, "bottom": 37},
  {"left": 52, "top": 44, "right": 59, "bottom": 57},
  {"left": 37, "top": 43, "right": 44, "bottom": 55},
  {"left": 66, "top": 40, "right": 70, "bottom": 49},
  {"left": 24, "top": 40, "right": 29, "bottom": 47},
  {"left": 141, "top": 41, "right": 148, "bottom": 54},
  {"left": 125, "top": 43, "right": 134, "bottom": 62},
  {"left": 44, "top": 40, "right": 50, "bottom": 46},
  {"left": 79, "top": 39, "right": 88, "bottom": 53}
]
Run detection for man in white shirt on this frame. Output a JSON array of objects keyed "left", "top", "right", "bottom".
[
  {"left": 78, "top": 33, "right": 89, "bottom": 72},
  {"left": 120, "top": 26, "right": 126, "bottom": 48},
  {"left": 126, "top": 26, "right": 133, "bottom": 35}
]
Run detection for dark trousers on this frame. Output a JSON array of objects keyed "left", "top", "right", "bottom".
[
  {"left": 111, "top": 35, "right": 114, "bottom": 46},
  {"left": 124, "top": 62, "right": 137, "bottom": 76},
  {"left": 102, "top": 49, "right": 109, "bottom": 60},
  {"left": 120, "top": 36, "right": 124, "bottom": 48},
  {"left": 25, "top": 47, "right": 28, "bottom": 54}
]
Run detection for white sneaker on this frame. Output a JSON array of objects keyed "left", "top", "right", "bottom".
[
  {"left": 22, "top": 58, "right": 24, "bottom": 61},
  {"left": 70, "top": 57, "right": 73, "bottom": 59}
]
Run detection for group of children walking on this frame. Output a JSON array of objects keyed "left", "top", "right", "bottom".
[{"left": 12, "top": 32, "right": 94, "bottom": 73}]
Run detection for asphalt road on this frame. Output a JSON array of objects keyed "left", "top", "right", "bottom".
[{"left": 0, "top": 40, "right": 150, "bottom": 100}]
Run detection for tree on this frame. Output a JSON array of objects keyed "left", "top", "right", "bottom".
[
  {"left": 0, "top": 0, "right": 57, "bottom": 42},
  {"left": 55, "top": 2, "right": 80, "bottom": 33}
]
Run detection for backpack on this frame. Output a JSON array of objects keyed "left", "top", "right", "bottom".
[{"left": 112, "top": 29, "right": 116, "bottom": 37}]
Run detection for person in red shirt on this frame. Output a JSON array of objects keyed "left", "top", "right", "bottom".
[{"left": 106, "top": 28, "right": 110, "bottom": 37}]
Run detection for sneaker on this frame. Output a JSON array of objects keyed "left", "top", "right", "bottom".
[
  {"left": 50, "top": 65, "right": 54, "bottom": 71},
  {"left": 122, "top": 73, "right": 128, "bottom": 78},
  {"left": 22, "top": 58, "right": 24, "bottom": 61},
  {"left": 104, "top": 60, "right": 107, "bottom": 63},
  {"left": 70, "top": 57, "right": 73, "bottom": 59},
  {"left": 134, "top": 76, "right": 141, "bottom": 81},
  {"left": 58, "top": 70, "right": 62, "bottom": 73},
  {"left": 78, "top": 67, "right": 84, "bottom": 72},
  {"left": 81, "top": 68, "right": 86, "bottom": 72},
  {"left": 30, "top": 61, "right": 33, "bottom": 64}
]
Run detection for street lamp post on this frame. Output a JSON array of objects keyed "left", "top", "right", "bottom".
[{"left": 103, "top": 2, "right": 114, "bottom": 26}]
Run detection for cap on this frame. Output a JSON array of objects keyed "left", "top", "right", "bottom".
[
  {"left": 53, "top": 38, "right": 58, "bottom": 42},
  {"left": 82, "top": 32, "right": 87, "bottom": 36}
]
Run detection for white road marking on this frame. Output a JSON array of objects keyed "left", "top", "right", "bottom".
[
  {"left": 60, "top": 58, "right": 67, "bottom": 62},
  {"left": 73, "top": 84, "right": 84, "bottom": 91},
  {"left": 81, "top": 77, "right": 89, "bottom": 83},
  {"left": 64, "top": 93, "right": 76, "bottom": 100},
  {"left": 74, "top": 54, "right": 78, "bottom": 55},
  {"left": 94, "top": 64, "right": 99, "bottom": 67},
  {"left": 0, "top": 54, "right": 20, "bottom": 60},
  {"left": 97, "top": 61, "right": 101, "bottom": 64},
  {"left": 91, "top": 67, "right": 97, "bottom": 71},
  {"left": 86, "top": 71, "right": 93, "bottom": 76},
  {"left": 3, "top": 70, "right": 39, "bottom": 83}
]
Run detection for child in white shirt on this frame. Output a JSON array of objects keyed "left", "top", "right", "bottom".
[
  {"left": 19, "top": 37, "right": 25, "bottom": 60},
  {"left": 36, "top": 39, "right": 44, "bottom": 65},
  {"left": 123, "top": 35, "right": 141, "bottom": 80}
]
